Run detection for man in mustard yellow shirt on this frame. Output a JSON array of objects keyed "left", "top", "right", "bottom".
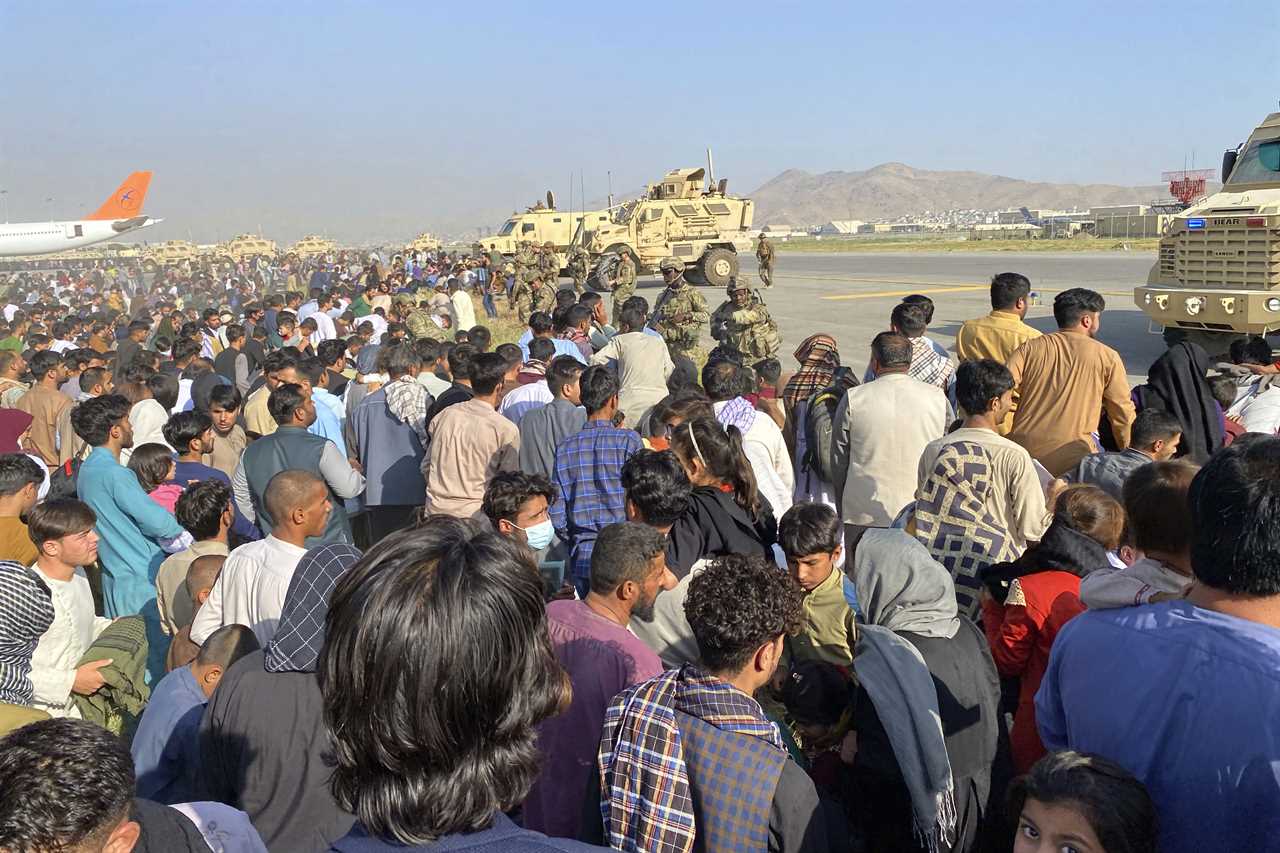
[{"left": 955, "top": 272, "right": 1042, "bottom": 364}]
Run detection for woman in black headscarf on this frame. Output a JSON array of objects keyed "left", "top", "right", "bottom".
[{"left": 1133, "top": 341, "right": 1224, "bottom": 462}]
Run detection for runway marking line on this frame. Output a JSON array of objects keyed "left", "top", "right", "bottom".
[{"left": 820, "top": 285, "right": 988, "bottom": 301}]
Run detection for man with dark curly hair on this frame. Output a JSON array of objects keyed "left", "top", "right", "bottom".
[{"left": 594, "top": 554, "right": 835, "bottom": 852}]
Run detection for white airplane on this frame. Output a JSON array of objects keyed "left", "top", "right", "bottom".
[{"left": 0, "top": 171, "right": 161, "bottom": 257}]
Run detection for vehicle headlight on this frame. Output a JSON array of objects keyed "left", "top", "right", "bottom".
[
  {"left": 1185, "top": 296, "right": 1205, "bottom": 316},
  {"left": 1143, "top": 292, "right": 1153, "bottom": 305},
  {"left": 1267, "top": 297, "right": 1280, "bottom": 312}
]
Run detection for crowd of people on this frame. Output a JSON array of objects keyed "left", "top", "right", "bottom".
[{"left": 0, "top": 252, "right": 1277, "bottom": 853}]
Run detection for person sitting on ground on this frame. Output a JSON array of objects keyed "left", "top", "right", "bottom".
[
  {"left": 1008, "top": 751, "right": 1158, "bottom": 853},
  {"left": 192, "top": 470, "right": 331, "bottom": 647},
  {"left": 1066, "top": 408, "right": 1181, "bottom": 501},
  {"left": 550, "top": 365, "right": 642, "bottom": 596},
  {"left": 0, "top": 452, "right": 44, "bottom": 564},
  {"left": 778, "top": 501, "right": 857, "bottom": 668},
  {"left": 522, "top": 522, "right": 672, "bottom": 840},
  {"left": 704, "top": 358, "right": 795, "bottom": 518},
  {"left": 1036, "top": 436, "right": 1280, "bottom": 853},
  {"left": 1217, "top": 335, "right": 1280, "bottom": 435},
  {"left": 131, "top": 623, "right": 259, "bottom": 804},
  {"left": 980, "top": 484, "right": 1124, "bottom": 774},
  {"left": 317, "top": 519, "right": 603, "bottom": 852},
  {"left": 1128, "top": 341, "right": 1223, "bottom": 462},
  {"left": 849, "top": 529, "right": 1003, "bottom": 853},
  {"left": 0, "top": 717, "right": 238, "bottom": 852},
  {"left": 1209, "top": 375, "right": 1247, "bottom": 445},
  {"left": 26, "top": 499, "right": 113, "bottom": 720},
  {"left": 916, "top": 359, "right": 1052, "bottom": 616},
  {"left": 594, "top": 553, "right": 833, "bottom": 852},
  {"left": 1080, "top": 459, "right": 1199, "bottom": 610}
]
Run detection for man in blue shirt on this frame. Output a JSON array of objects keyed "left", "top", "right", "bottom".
[
  {"left": 131, "top": 624, "right": 258, "bottom": 803},
  {"left": 164, "top": 411, "right": 259, "bottom": 542},
  {"left": 1037, "top": 436, "right": 1280, "bottom": 853},
  {"left": 72, "top": 394, "right": 192, "bottom": 680},
  {"left": 550, "top": 366, "right": 642, "bottom": 597},
  {"left": 518, "top": 312, "right": 588, "bottom": 365}
]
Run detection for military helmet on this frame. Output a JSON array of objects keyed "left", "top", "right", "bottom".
[
  {"left": 658, "top": 257, "right": 682, "bottom": 272},
  {"left": 727, "top": 278, "right": 749, "bottom": 295}
]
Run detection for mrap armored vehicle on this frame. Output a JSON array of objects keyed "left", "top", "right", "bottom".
[
  {"left": 288, "top": 235, "right": 337, "bottom": 259},
  {"left": 480, "top": 193, "right": 611, "bottom": 263},
  {"left": 1136, "top": 111, "right": 1280, "bottom": 354},
  {"left": 583, "top": 166, "right": 755, "bottom": 289}
]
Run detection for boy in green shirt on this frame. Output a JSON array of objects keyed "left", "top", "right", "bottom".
[{"left": 778, "top": 502, "right": 859, "bottom": 668}]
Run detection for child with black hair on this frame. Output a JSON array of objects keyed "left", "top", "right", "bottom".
[
  {"left": 128, "top": 443, "right": 182, "bottom": 513},
  {"left": 777, "top": 501, "right": 857, "bottom": 667},
  {"left": 0, "top": 451, "right": 45, "bottom": 564},
  {"left": 1010, "top": 751, "right": 1157, "bottom": 853}
]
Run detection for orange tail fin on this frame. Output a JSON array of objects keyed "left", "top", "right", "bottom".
[{"left": 86, "top": 171, "right": 152, "bottom": 220}]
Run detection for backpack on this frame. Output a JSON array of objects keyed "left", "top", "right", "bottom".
[
  {"left": 800, "top": 368, "right": 859, "bottom": 484},
  {"left": 47, "top": 457, "right": 81, "bottom": 502}
]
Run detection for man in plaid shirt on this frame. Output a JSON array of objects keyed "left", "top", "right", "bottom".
[{"left": 550, "top": 365, "right": 642, "bottom": 597}]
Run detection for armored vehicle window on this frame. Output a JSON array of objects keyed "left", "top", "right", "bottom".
[
  {"left": 672, "top": 204, "right": 698, "bottom": 216},
  {"left": 644, "top": 208, "right": 663, "bottom": 222},
  {"left": 705, "top": 202, "right": 731, "bottom": 215},
  {"left": 522, "top": 223, "right": 535, "bottom": 234},
  {"left": 553, "top": 217, "right": 562, "bottom": 223},
  {"left": 498, "top": 220, "right": 518, "bottom": 236},
  {"left": 1226, "top": 138, "right": 1280, "bottom": 186}
]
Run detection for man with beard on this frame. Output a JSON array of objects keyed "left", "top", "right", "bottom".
[{"left": 520, "top": 522, "right": 674, "bottom": 840}]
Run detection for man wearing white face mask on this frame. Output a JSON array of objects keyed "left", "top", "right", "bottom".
[{"left": 482, "top": 471, "right": 559, "bottom": 552}]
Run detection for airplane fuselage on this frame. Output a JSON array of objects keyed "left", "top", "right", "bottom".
[{"left": 0, "top": 217, "right": 160, "bottom": 257}]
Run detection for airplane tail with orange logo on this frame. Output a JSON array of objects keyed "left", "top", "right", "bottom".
[{"left": 86, "top": 171, "right": 152, "bottom": 220}]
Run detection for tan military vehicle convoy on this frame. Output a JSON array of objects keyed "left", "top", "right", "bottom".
[
  {"left": 583, "top": 167, "right": 755, "bottom": 289},
  {"left": 212, "top": 234, "right": 277, "bottom": 266},
  {"left": 407, "top": 232, "right": 441, "bottom": 254},
  {"left": 141, "top": 240, "right": 200, "bottom": 272},
  {"left": 1136, "top": 111, "right": 1280, "bottom": 354}
]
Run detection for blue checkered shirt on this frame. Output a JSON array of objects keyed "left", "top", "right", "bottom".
[{"left": 550, "top": 420, "right": 643, "bottom": 580}]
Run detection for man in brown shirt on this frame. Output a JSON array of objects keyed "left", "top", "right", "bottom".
[
  {"left": 1006, "top": 288, "right": 1135, "bottom": 476},
  {"left": 423, "top": 351, "right": 520, "bottom": 518},
  {"left": 15, "top": 351, "right": 71, "bottom": 467}
]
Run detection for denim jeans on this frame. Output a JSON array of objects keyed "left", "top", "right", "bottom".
[{"left": 482, "top": 291, "right": 498, "bottom": 318}]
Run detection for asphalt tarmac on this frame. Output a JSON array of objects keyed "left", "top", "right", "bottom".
[{"left": 631, "top": 250, "right": 1165, "bottom": 384}]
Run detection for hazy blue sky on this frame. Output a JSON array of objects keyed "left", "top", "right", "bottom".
[{"left": 1, "top": 1, "right": 1276, "bottom": 243}]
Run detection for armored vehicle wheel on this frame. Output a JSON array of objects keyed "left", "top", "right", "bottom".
[
  {"left": 1161, "top": 327, "right": 1243, "bottom": 361},
  {"left": 697, "top": 248, "right": 738, "bottom": 289}
]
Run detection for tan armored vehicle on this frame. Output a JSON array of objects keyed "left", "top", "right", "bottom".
[
  {"left": 289, "top": 235, "right": 337, "bottom": 259},
  {"left": 582, "top": 167, "right": 755, "bottom": 289},
  {"left": 1136, "top": 111, "right": 1280, "bottom": 354},
  {"left": 480, "top": 192, "right": 611, "bottom": 261},
  {"left": 214, "top": 234, "right": 277, "bottom": 266},
  {"left": 407, "top": 232, "right": 441, "bottom": 253},
  {"left": 141, "top": 240, "right": 199, "bottom": 272}
]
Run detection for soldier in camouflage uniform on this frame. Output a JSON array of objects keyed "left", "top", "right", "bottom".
[
  {"left": 567, "top": 246, "right": 589, "bottom": 296},
  {"left": 611, "top": 250, "right": 637, "bottom": 326},
  {"left": 511, "top": 274, "right": 535, "bottom": 323},
  {"left": 710, "top": 279, "right": 781, "bottom": 360},
  {"left": 756, "top": 234, "right": 775, "bottom": 289},
  {"left": 531, "top": 275, "right": 557, "bottom": 316},
  {"left": 650, "top": 257, "right": 709, "bottom": 358},
  {"left": 539, "top": 242, "right": 559, "bottom": 290},
  {"left": 513, "top": 242, "right": 537, "bottom": 290},
  {"left": 406, "top": 300, "right": 441, "bottom": 340}
]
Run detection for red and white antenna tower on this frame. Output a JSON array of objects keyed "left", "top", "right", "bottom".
[{"left": 1161, "top": 169, "right": 1215, "bottom": 206}]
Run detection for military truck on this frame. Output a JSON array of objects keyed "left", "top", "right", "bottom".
[
  {"left": 581, "top": 167, "right": 755, "bottom": 289},
  {"left": 480, "top": 192, "right": 612, "bottom": 263},
  {"left": 213, "top": 234, "right": 277, "bottom": 266},
  {"left": 141, "top": 240, "right": 200, "bottom": 272},
  {"left": 1136, "top": 111, "right": 1280, "bottom": 355},
  {"left": 407, "top": 232, "right": 441, "bottom": 254},
  {"left": 288, "top": 235, "right": 337, "bottom": 259}
]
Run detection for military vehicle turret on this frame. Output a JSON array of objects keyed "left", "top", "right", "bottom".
[
  {"left": 1136, "top": 111, "right": 1280, "bottom": 355},
  {"left": 582, "top": 167, "right": 755, "bottom": 289}
]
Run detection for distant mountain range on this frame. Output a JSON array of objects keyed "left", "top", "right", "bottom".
[{"left": 747, "top": 163, "right": 1186, "bottom": 226}]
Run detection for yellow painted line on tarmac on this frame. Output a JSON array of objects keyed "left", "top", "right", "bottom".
[{"left": 821, "top": 285, "right": 988, "bottom": 301}]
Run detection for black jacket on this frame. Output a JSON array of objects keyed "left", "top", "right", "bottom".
[{"left": 665, "top": 486, "right": 776, "bottom": 577}]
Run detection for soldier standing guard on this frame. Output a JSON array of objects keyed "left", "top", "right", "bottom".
[
  {"left": 567, "top": 246, "right": 589, "bottom": 296},
  {"left": 611, "top": 251, "right": 637, "bottom": 326},
  {"left": 710, "top": 280, "right": 781, "bottom": 361},
  {"left": 650, "top": 257, "right": 709, "bottom": 360},
  {"left": 756, "top": 233, "right": 775, "bottom": 288}
]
